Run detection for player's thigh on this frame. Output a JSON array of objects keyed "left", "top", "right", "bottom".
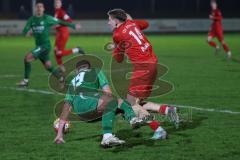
[
  {"left": 97, "top": 94, "right": 118, "bottom": 114},
  {"left": 32, "top": 46, "right": 50, "bottom": 61},
  {"left": 61, "top": 31, "right": 69, "bottom": 49},
  {"left": 56, "top": 32, "right": 69, "bottom": 51},
  {"left": 128, "top": 63, "right": 157, "bottom": 99},
  {"left": 208, "top": 32, "right": 215, "bottom": 41},
  {"left": 24, "top": 52, "right": 36, "bottom": 62},
  {"left": 216, "top": 28, "right": 224, "bottom": 42},
  {"left": 38, "top": 48, "right": 51, "bottom": 65}
]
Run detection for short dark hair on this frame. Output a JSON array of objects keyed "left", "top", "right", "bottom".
[
  {"left": 108, "top": 9, "right": 127, "bottom": 22},
  {"left": 211, "top": 0, "right": 217, "bottom": 3},
  {"left": 36, "top": 1, "right": 44, "bottom": 5},
  {"left": 76, "top": 60, "right": 91, "bottom": 69}
]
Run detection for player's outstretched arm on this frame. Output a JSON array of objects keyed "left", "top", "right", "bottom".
[
  {"left": 46, "top": 15, "right": 80, "bottom": 30},
  {"left": 54, "top": 102, "right": 71, "bottom": 144},
  {"left": 112, "top": 35, "right": 124, "bottom": 63},
  {"left": 133, "top": 20, "right": 149, "bottom": 30},
  {"left": 126, "top": 13, "right": 149, "bottom": 30}
]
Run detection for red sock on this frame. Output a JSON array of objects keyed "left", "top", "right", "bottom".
[
  {"left": 149, "top": 120, "right": 160, "bottom": 131},
  {"left": 61, "top": 49, "right": 73, "bottom": 56},
  {"left": 222, "top": 43, "right": 230, "bottom": 52},
  {"left": 208, "top": 41, "right": 217, "bottom": 48},
  {"left": 159, "top": 104, "right": 167, "bottom": 115}
]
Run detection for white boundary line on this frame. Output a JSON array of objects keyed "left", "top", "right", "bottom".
[{"left": 0, "top": 86, "right": 240, "bottom": 115}]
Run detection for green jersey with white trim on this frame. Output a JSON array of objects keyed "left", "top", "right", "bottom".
[
  {"left": 23, "top": 14, "right": 75, "bottom": 47},
  {"left": 65, "top": 68, "right": 109, "bottom": 105}
]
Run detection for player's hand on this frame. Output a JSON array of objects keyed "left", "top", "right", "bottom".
[
  {"left": 26, "top": 30, "right": 32, "bottom": 37},
  {"left": 54, "top": 136, "right": 65, "bottom": 144},
  {"left": 75, "top": 23, "right": 81, "bottom": 30},
  {"left": 209, "top": 15, "right": 214, "bottom": 19}
]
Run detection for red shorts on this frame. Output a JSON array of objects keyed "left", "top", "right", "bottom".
[
  {"left": 55, "top": 30, "right": 69, "bottom": 65},
  {"left": 128, "top": 62, "right": 157, "bottom": 99},
  {"left": 208, "top": 25, "right": 224, "bottom": 41}
]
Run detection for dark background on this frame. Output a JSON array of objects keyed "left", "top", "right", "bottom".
[{"left": 0, "top": 0, "right": 240, "bottom": 19}]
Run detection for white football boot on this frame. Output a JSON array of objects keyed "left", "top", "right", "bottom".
[
  {"left": 227, "top": 51, "right": 232, "bottom": 60},
  {"left": 130, "top": 117, "right": 144, "bottom": 129},
  {"left": 101, "top": 135, "right": 125, "bottom": 147},
  {"left": 151, "top": 128, "right": 167, "bottom": 140},
  {"left": 16, "top": 79, "right": 28, "bottom": 87}
]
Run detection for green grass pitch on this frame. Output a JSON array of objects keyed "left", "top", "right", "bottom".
[{"left": 0, "top": 34, "right": 240, "bottom": 160}]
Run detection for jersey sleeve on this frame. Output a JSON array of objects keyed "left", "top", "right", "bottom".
[
  {"left": 112, "top": 33, "right": 124, "bottom": 62},
  {"left": 22, "top": 17, "right": 32, "bottom": 35},
  {"left": 46, "top": 15, "right": 75, "bottom": 29},
  {"left": 62, "top": 10, "right": 72, "bottom": 22},
  {"left": 133, "top": 20, "right": 149, "bottom": 30},
  {"left": 97, "top": 70, "right": 109, "bottom": 89}
]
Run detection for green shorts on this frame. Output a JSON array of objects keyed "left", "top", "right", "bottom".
[
  {"left": 65, "top": 91, "right": 99, "bottom": 111},
  {"left": 31, "top": 46, "right": 51, "bottom": 63}
]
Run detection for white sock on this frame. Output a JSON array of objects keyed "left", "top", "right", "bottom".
[
  {"left": 103, "top": 133, "right": 113, "bottom": 140},
  {"left": 24, "top": 79, "right": 29, "bottom": 83},
  {"left": 165, "top": 106, "right": 169, "bottom": 115},
  {"left": 72, "top": 48, "right": 79, "bottom": 54}
]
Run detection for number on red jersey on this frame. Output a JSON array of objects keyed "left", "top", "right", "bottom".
[{"left": 129, "top": 27, "right": 150, "bottom": 53}]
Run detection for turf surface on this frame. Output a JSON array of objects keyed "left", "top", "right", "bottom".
[{"left": 0, "top": 34, "right": 240, "bottom": 160}]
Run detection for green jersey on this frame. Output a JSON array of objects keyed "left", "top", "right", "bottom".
[
  {"left": 22, "top": 14, "right": 75, "bottom": 47},
  {"left": 65, "top": 68, "right": 109, "bottom": 114}
]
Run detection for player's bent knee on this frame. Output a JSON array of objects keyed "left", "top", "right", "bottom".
[
  {"left": 221, "top": 40, "right": 225, "bottom": 44},
  {"left": 44, "top": 61, "right": 52, "bottom": 69},
  {"left": 24, "top": 53, "right": 33, "bottom": 62},
  {"left": 207, "top": 37, "right": 212, "bottom": 42}
]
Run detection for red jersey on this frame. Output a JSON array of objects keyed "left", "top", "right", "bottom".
[
  {"left": 112, "top": 20, "right": 157, "bottom": 64},
  {"left": 55, "top": 8, "right": 72, "bottom": 32},
  {"left": 210, "top": 9, "right": 222, "bottom": 27}
]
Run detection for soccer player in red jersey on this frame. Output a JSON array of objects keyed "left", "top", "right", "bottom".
[
  {"left": 207, "top": 0, "right": 231, "bottom": 59},
  {"left": 107, "top": 9, "right": 179, "bottom": 139},
  {"left": 54, "top": 0, "right": 85, "bottom": 72}
]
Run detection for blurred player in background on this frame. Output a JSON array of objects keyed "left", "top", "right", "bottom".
[
  {"left": 107, "top": 9, "right": 179, "bottom": 139},
  {"left": 54, "top": 60, "right": 145, "bottom": 147},
  {"left": 54, "top": 0, "right": 85, "bottom": 73},
  {"left": 17, "top": 2, "right": 80, "bottom": 87},
  {"left": 207, "top": 0, "right": 232, "bottom": 59}
]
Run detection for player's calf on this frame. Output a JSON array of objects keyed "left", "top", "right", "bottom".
[{"left": 220, "top": 41, "right": 232, "bottom": 59}]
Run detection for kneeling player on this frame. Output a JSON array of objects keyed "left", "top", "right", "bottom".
[
  {"left": 54, "top": 60, "right": 145, "bottom": 147},
  {"left": 107, "top": 9, "right": 179, "bottom": 138}
]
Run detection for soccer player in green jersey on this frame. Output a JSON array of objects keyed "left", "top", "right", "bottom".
[
  {"left": 17, "top": 2, "right": 82, "bottom": 87},
  {"left": 54, "top": 60, "right": 144, "bottom": 147}
]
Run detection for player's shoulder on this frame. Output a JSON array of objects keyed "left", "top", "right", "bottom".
[
  {"left": 44, "top": 14, "right": 52, "bottom": 18},
  {"left": 113, "top": 31, "right": 122, "bottom": 42},
  {"left": 27, "top": 16, "right": 34, "bottom": 21},
  {"left": 45, "top": 14, "right": 59, "bottom": 21}
]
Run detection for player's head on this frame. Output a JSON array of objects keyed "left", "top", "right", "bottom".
[
  {"left": 210, "top": 0, "right": 217, "bottom": 10},
  {"left": 35, "top": 2, "right": 45, "bottom": 16},
  {"left": 107, "top": 9, "right": 127, "bottom": 30},
  {"left": 76, "top": 60, "right": 91, "bottom": 73},
  {"left": 55, "top": 0, "right": 62, "bottom": 9}
]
